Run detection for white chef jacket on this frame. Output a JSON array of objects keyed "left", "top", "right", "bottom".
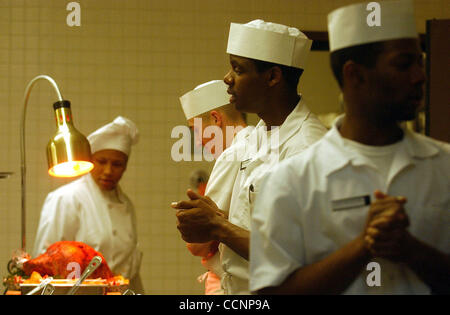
[
  {"left": 220, "top": 98, "right": 327, "bottom": 294},
  {"left": 33, "top": 173, "right": 143, "bottom": 293},
  {"left": 250, "top": 115, "right": 450, "bottom": 294},
  {"left": 192, "top": 126, "right": 254, "bottom": 290},
  {"left": 206, "top": 125, "right": 255, "bottom": 212}
]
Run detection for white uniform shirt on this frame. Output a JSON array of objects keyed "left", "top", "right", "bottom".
[
  {"left": 250, "top": 115, "right": 450, "bottom": 294},
  {"left": 192, "top": 126, "right": 254, "bottom": 287},
  {"left": 33, "top": 173, "right": 143, "bottom": 292},
  {"left": 205, "top": 126, "right": 255, "bottom": 213},
  {"left": 220, "top": 98, "right": 327, "bottom": 294}
]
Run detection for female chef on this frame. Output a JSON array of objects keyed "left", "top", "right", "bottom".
[{"left": 32, "top": 116, "right": 143, "bottom": 293}]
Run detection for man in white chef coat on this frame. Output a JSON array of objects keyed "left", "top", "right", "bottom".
[
  {"left": 180, "top": 80, "right": 250, "bottom": 161},
  {"left": 250, "top": 0, "right": 450, "bottom": 294},
  {"left": 172, "top": 20, "right": 327, "bottom": 294},
  {"left": 179, "top": 80, "right": 251, "bottom": 294},
  {"left": 33, "top": 116, "right": 144, "bottom": 293}
]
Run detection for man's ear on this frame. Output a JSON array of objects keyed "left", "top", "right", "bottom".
[
  {"left": 210, "top": 110, "right": 222, "bottom": 128},
  {"left": 342, "top": 60, "right": 368, "bottom": 88},
  {"left": 267, "top": 66, "right": 283, "bottom": 87}
]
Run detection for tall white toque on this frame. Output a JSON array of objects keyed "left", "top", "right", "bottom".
[
  {"left": 226, "top": 19, "right": 312, "bottom": 69},
  {"left": 87, "top": 116, "right": 139, "bottom": 156},
  {"left": 328, "top": 0, "right": 418, "bottom": 52},
  {"left": 179, "top": 80, "right": 230, "bottom": 120}
]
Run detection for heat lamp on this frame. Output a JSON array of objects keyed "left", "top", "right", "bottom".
[{"left": 20, "top": 75, "right": 93, "bottom": 251}]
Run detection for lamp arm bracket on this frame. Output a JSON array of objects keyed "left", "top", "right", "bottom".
[{"left": 20, "top": 75, "right": 64, "bottom": 252}]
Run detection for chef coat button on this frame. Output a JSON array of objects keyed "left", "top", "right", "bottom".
[
  {"left": 249, "top": 184, "right": 254, "bottom": 192},
  {"left": 113, "top": 230, "right": 117, "bottom": 236}
]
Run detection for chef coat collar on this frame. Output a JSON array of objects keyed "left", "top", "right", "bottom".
[
  {"left": 255, "top": 95, "right": 311, "bottom": 151},
  {"left": 85, "top": 172, "right": 126, "bottom": 204},
  {"left": 320, "top": 114, "right": 440, "bottom": 177}
]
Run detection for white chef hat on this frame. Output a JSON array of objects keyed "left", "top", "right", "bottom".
[
  {"left": 226, "top": 19, "right": 312, "bottom": 69},
  {"left": 87, "top": 116, "right": 139, "bottom": 156},
  {"left": 328, "top": 0, "right": 417, "bottom": 52},
  {"left": 179, "top": 80, "right": 230, "bottom": 120}
]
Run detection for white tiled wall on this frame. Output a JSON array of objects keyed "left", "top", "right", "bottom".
[{"left": 0, "top": 0, "right": 447, "bottom": 294}]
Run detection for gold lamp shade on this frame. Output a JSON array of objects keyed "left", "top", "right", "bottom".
[
  {"left": 19, "top": 75, "right": 94, "bottom": 252},
  {"left": 47, "top": 100, "right": 93, "bottom": 177}
]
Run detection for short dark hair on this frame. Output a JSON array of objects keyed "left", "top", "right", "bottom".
[
  {"left": 252, "top": 59, "right": 304, "bottom": 90},
  {"left": 330, "top": 42, "right": 385, "bottom": 87}
]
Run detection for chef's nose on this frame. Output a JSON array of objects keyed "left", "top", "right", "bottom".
[
  {"left": 103, "top": 162, "right": 113, "bottom": 175},
  {"left": 224, "top": 70, "right": 233, "bottom": 86},
  {"left": 411, "top": 62, "right": 426, "bottom": 86}
]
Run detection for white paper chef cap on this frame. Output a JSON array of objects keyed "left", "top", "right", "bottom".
[
  {"left": 328, "top": 0, "right": 417, "bottom": 52},
  {"left": 87, "top": 116, "right": 139, "bottom": 156},
  {"left": 226, "top": 19, "right": 312, "bottom": 69},
  {"left": 179, "top": 80, "right": 230, "bottom": 120}
]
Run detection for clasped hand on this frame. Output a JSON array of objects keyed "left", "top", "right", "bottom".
[
  {"left": 171, "top": 189, "right": 226, "bottom": 243},
  {"left": 363, "top": 190, "right": 412, "bottom": 261}
]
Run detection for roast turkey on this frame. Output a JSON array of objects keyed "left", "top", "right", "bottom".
[{"left": 23, "top": 241, "right": 113, "bottom": 279}]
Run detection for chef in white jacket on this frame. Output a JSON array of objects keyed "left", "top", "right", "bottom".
[
  {"left": 32, "top": 116, "right": 144, "bottom": 294},
  {"left": 179, "top": 80, "right": 252, "bottom": 295},
  {"left": 172, "top": 20, "right": 327, "bottom": 294},
  {"left": 249, "top": 0, "right": 450, "bottom": 295}
]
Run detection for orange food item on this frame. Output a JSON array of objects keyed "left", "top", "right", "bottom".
[
  {"left": 22, "top": 271, "right": 43, "bottom": 284},
  {"left": 23, "top": 241, "right": 113, "bottom": 279},
  {"left": 22, "top": 272, "right": 107, "bottom": 285},
  {"left": 107, "top": 275, "right": 129, "bottom": 286}
]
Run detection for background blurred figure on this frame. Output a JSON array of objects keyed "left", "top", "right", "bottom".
[
  {"left": 179, "top": 80, "right": 251, "bottom": 294},
  {"left": 33, "top": 116, "right": 144, "bottom": 294},
  {"left": 173, "top": 20, "right": 327, "bottom": 294},
  {"left": 190, "top": 169, "right": 209, "bottom": 196}
]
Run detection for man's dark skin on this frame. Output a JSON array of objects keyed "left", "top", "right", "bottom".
[
  {"left": 171, "top": 54, "right": 302, "bottom": 261},
  {"left": 258, "top": 39, "right": 450, "bottom": 295}
]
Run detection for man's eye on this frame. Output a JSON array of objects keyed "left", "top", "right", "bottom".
[
  {"left": 396, "top": 63, "right": 411, "bottom": 70},
  {"left": 394, "top": 59, "right": 414, "bottom": 71},
  {"left": 393, "top": 55, "right": 417, "bottom": 71}
]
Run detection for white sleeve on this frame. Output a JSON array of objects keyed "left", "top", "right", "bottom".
[
  {"left": 32, "top": 190, "right": 80, "bottom": 257},
  {"left": 249, "top": 163, "right": 306, "bottom": 293},
  {"left": 205, "top": 126, "right": 252, "bottom": 212},
  {"left": 204, "top": 150, "right": 241, "bottom": 212}
]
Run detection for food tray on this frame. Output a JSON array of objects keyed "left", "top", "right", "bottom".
[{"left": 20, "top": 279, "right": 127, "bottom": 295}]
